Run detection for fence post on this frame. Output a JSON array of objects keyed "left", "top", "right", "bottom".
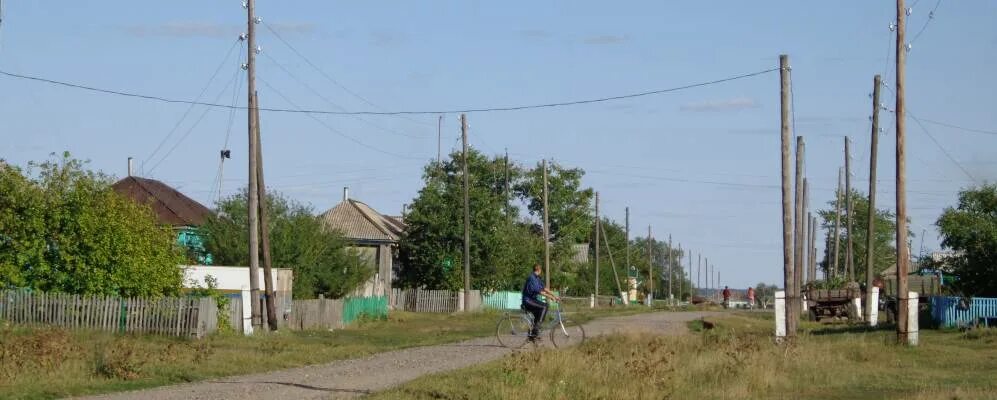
[{"left": 775, "top": 291, "right": 787, "bottom": 338}]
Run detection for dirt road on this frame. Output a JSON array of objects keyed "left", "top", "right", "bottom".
[{"left": 77, "top": 311, "right": 718, "bottom": 400}]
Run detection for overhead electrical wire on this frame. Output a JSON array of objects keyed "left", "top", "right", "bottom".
[
  {"left": 0, "top": 67, "right": 779, "bottom": 115},
  {"left": 910, "top": 0, "right": 944, "bottom": 45}
]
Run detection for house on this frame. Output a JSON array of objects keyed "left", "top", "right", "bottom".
[
  {"left": 319, "top": 188, "right": 405, "bottom": 298},
  {"left": 111, "top": 172, "right": 213, "bottom": 264}
]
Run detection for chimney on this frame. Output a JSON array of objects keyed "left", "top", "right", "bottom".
[
  {"left": 127, "top": 157, "right": 134, "bottom": 177},
  {"left": 343, "top": 187, "right": 349, "bottom": 202}
]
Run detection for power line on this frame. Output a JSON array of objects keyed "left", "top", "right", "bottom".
[
  {"left": 143, "top": 40, "right": 240, "bottom": 168},
  {"left": 0, "top": 67, "right": 779, "bottom": 115},
  {"left": 261, "top": 21, "right": 434, "bottom": 127},
  {"left": 908, "top": 114, "right": 977, "bottom": 184},
  {"left": 910, "top": 0, "right": 944, "bottom": 44},
  {"left": 257, "top": 76, "right": 425, "bottom": 160},
  {"left": 917, "top": 118, "right": 997, "bottom": 136}
]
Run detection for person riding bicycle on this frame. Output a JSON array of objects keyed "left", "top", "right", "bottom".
[{"left": 522, "top": 264, "right": 560, "bottom": 341}]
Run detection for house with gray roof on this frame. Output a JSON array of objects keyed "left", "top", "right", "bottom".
[{"left": 319, "top": 188, "right": 405, "bottom": 297}]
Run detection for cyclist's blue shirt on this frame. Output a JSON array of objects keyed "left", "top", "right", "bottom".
[{"left": 522, "top": 273, "right": 544, "bottom": 304}]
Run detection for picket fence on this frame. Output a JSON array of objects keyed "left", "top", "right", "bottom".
[
  {"left": 390, "top": 289, "right": 482, "bottom": 313},
  {"left": 224, "top": 294, "right": 388, "bottom": 332},
  {"left": 930, "top": 296, "right": 997, "bottom": 328},
  {"left": 0, "top": 289, "right": 217, "bottom": 338}
]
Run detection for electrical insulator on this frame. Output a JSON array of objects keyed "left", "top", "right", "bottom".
[
  {"left": 242, "top": 1, "right": 247, "bottom": 9},
  {"left": 905, "top": 43, "right": 912, "bottom": 52},
  {"left": 255, "top": 45, "right": 262, "bottom": 54},
  {"left": 238, "top": 33, "right": 247, "bottom": 41},
  {"left": 241, "top": 63, "right": 249, "bottom": 70},
  {"left": 255, "top": 16, "right": 262, "bottom": 24},
  {"left": 906, "top": 8, "right": 912, "bottom": 16},
  {"left": 889, "top": 22, "right": 896, "bottom": 32}
]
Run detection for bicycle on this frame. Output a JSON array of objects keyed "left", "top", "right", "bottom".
[{"left": 495, "top": 300, "right": 586, "bottom": 349}]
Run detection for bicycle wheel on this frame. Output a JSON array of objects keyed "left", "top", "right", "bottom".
[
  {"left": 496, "top": 314, "right": 532, "bottom": 349},
  {"left": 550, "top": 319, "right": 586, "bottom": 348}
]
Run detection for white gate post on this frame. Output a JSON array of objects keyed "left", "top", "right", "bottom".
[
  {"left": 907, "top": 292, "right": 919, "bottom": 346},
  {"left": 241, "top": 289, "right": 253, "bottom": 336},
  {"left": 868, "top": 287, "right": 880, "bottom": 327},
  {"left": 853, "top": 297, "right": 863, "bottom": 322},
  {"left": 457, "top": 289, "right": 465, "bottom": 312},
  {"left": 590, "top": 294, "right": 595, "bottom": 308},
  {"left": 775, "top": 291, "right": 787, "bottom": 338}
]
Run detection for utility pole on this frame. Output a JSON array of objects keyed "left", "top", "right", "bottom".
[
  {"left": 868, "top": 75, "right": 882, "bottom": 323},
  {"left": 504, "top": 148, "right": 510, "bottom": 219},
  {"left": 600, "top": 223, "right": 624, "bottom": 298},
  {"left": 845, "top": 137, "right": 855, "bottom": 282},
  {"left": 461, "top": 114, "right": 471, "bottom": 311},
  {"left": 794, "top": 137, "right": 805, "bottom": 307},
  {"left": 705, "top": 257, "right": 710, "bottom": 297},
  {"left": 625, "top": 207, "right": 630, "bottom": 276},
  {"left": 437, "top": 115, "right": 443, "bottom": 166},
  {"left": 542, "top": 158, "right": 550, "bottom": 288},
  {"left": 802, "top": 177, "right": 810, "bottom": 286},
  {"left": 667, "top": 235, "right": 673, "bottom": 305},
  {"left": 687, "top": 250, "right": 693, "bottom": 300},
  {"left": 895, "top": 0, "right": 911, "bottom": 344},
  {"left": 245, "top": 0, "right": 262, "bottom": 331},
  {"left": 595, "top": 192, "right": 600, "bottom": 300},
  {"left": 254, "top": 92, "right": 277, "bottom": 331},
  {"left": 647, "top": 226, "right": 653, "bottom": 304},
  {"left": 806, "top": 212, "right": 813, "bottom": 284},
  {"left": 779, "top": 54, "right": 797, "bottom": 337},
  {"left": 811, "top": 215, "right": 818, "bottom": 283},
  {"left": 697, "top": 253, "right": 701, "bottom": 297},
  {"left": 832, "top": 168, "right": 843, "bottom": 279}
]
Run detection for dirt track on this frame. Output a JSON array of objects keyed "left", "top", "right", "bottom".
[{"left": 76, "top": 311, "right": 719, "bottom": 400}]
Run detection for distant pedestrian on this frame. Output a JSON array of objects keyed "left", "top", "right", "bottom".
[
  {"left": 747, "top": 287, "right": 756, "bottom": 309},
  {"left": 722, "top": 286, "right": 731, "bottom": 309}
]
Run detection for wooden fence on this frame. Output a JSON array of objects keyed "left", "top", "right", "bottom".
[
  {"left": 0, "top": 290, "right": 217, "bottom": 338},
  {"left": 390, "top": 289, "right": 481, "bottom": 313}
]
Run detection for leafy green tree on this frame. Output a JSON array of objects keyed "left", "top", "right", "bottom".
[
  {"left": 0, "top": 153, "right": 184, "bottom": 296},
  {"left": 935, "top": 184, "right": 997, "bottom": 296},
  {"left": 515, "top": 161, "right": 594, "bottom": 290},
  {"left": 201, "top": 190, "right": 370, "bottom": 299},
  {"left": 399, "top": 148, "right": 539, "bottom": 291},
  {"left": 817, "top": 189, "right": 903, "bottom": 282}
]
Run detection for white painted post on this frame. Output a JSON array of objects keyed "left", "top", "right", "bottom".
[
  {"left": 620, "top": 291, "right": 629, "bottom": 306},
  {"left": 457, "top": 289, "right": 465, "bottom": 312},
  {"left": 646, "top": 293, "right": 653, "bottom": 306},
  {"left": 775, "top": 291, "right": 787, "bottom": 338},
  {"left": 590, "top": 294, "right": 595, "bottom": 308},
  {"left": 907, "top": 291, "right": 919, "bottom": 346},
  {"left": 868, "top": 287, "right": 880, "bottom": 327},
  {"left": 853, "top": 297, "right": 863, "bottom": 322},
  {"left": 241, "top": 289, "right": 253, "bottom": 336},
  {"left": 802, "top": 293, "right": 809, "bottom": 312}
]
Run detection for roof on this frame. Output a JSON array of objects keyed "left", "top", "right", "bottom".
[
  {"left": 319, "top": 199, "right": 405, "bottom": 243},
  {"left": 111, "top": 176, "right": 212, "bottom": 227}
]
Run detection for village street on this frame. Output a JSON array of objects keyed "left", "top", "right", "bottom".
[{"left": 77, "top": 311, "right": 719, "bottom": 400}]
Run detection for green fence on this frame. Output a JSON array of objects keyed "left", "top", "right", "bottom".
[{"left": 342, "top": 295, "right": 388, "bottom": 325}]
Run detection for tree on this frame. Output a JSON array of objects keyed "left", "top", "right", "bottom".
[
  {"left": 515, "top": 161, "right": 594, "bottom": 290},
  {"left": 399, "top": 148, "right": 539, "bottom": 291},
  {"left": 935, "top": 184, "right": 997, "bottom": 296},
  {"left": 201, "top": 190, "right": 370, "bottom": 299},
  {"left": 817, "top": 189, "right": 904, "bottom": 282},
  {"left": 0, "top": 153, "right": 184, "bottom": 296}
]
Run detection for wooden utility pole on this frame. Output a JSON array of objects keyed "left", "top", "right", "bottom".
[
  {"left": 253, "top": 92, "right": 277, "bottom": 331},
  {"left": 504, "top": 149, "right": 510, "bottom": 219},
  {"left": 625, "top": 207, "right": 631, "bottom": 275},
  {"left": 461, "top": 114, "right": 471, "bottom": 311},
  {"left": 667, "top": 235, "right": 673, "bottom": 304},
  {"left": 867, "top": 74, "right": 882, "bottom": 323},
  {"left": 437, "top": 115, "right": 443, "bottom": 166},
  {"left": 687, "top": 250, "right": 693, "bottom": 299},
  {"left": 542, "top": 159, "right": 550, "bottom": 288},
  {"left": 895, "top": 0, "right": 911, "bottom": 344},
  {"left": 802, "top": 178, "right": 810, "bottom": 285},
  {"left": 647, "top": 226, "right": 653, "bottom": 302},
  {"left": 705, "top": 257, "right": 709, "bottom": 296},
  {"left": 697, "top": 253, "right": 701, "bottom": 297},
  {"left": 794, "top": 137, "right": 805, "bottom": 305},
  {"left": 811, "top": 215, "right": 818, "bottom": 283},
  {"left": 595, "top": 192, "right": 600, "bottom": 299},
  {"left": 246, "top": 0, "right": 262, "bottom": 331},
  {"left": 832, "top": 168, "right": 843, "bottom": 279},
  {"left": 845, "top": 137, "right": 855, "bottom": 282},
  {"left": 599, "top": 223, "right": 624, "bottom": 296},
  {"left": 780, "top": 54, "right": 797, "bottom": 337}
]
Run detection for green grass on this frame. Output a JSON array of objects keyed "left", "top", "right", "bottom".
[
  {"left": 0, "top": 306, "right": 656, "bottom": 399},
  {"left": 371, "top": 313, "right": 997, "bottom": 400}
]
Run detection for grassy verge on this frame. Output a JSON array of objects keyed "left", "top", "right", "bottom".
[
  {"left": 371, "top": 313, "right": 997, "bottom": 400},
  {"left": 0, "top": 305, "right": 663, "bottom": 399}
]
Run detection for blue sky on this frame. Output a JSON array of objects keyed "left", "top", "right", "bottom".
[{"left": 1, "top": 1, "right": 995, "bottom": 289}]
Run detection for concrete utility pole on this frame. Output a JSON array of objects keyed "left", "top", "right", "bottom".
[
  {"left": 794, "top": 137, "right": 805, "bottom": 304},
  {"left": 779, "top": 54, "right": 797, "bottom": 337},
  {"left": 647, "top": 226, "right": 653, "bottom": 303},
  {"left": 845, "top": 137, "right": 855, "bottom": 282},
  {"left": 253, "top": 92, "right": 277, "bottom": 331},
  {"left": 895, "top": 0, "right": 912, "bottom": 345},
  {"left": 542, "top": 159, "right": 550, "bottom": 288},
  {"left": 832, "top": 167, "right": 843, "bottom": 279},
  {"left": 595, "top": 192, "right": 600, "bottom": 300},
  {"left": 867, "top": 74, "right": 882, "bottom": 324},
  {"left": 246, "top": 0, "right": 262, "bottom": 331},
  {"left": 667, "top": 235, "right": 673, "bottom": 305},
  {"left": 461, "top": 114, "right": 471, "bottom": 311}
]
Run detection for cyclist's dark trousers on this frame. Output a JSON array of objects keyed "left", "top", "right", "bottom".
[{"left": 522, "top": 298, "right": 548, "bottom": 337}]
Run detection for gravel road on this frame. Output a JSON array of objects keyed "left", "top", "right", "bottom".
[{"left": 76, "top": 311, "right": 719, "bottom": 400}]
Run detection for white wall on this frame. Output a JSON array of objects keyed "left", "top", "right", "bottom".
[{"left": 181, "top": 265, "right": 293, "bottom": 293}]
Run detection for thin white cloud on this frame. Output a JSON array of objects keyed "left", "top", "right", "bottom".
[
  {"left": 583, "top": 34, "right": 629, "bottom": 45},
  {"left": 680, "top": 97, "right": 760, "bottom": 112}
]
